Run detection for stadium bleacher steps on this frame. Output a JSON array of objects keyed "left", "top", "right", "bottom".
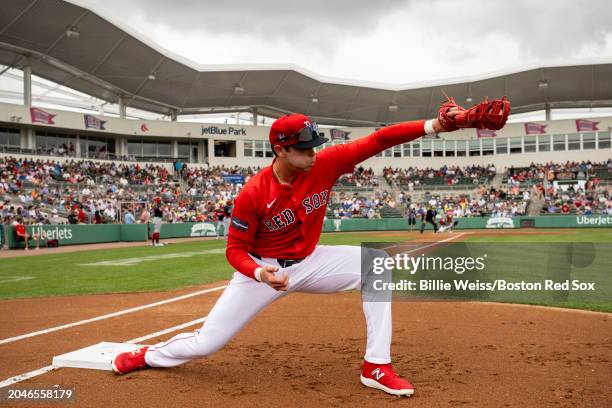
[
  {"left": 527, "top": 195, "right": 544, "bottom": 216},
  {"left": 379, "top": 175, "right": 399, "bottom": 203},
  {"left": 490, "top": 172, "right": 504, "bottom": 189}
]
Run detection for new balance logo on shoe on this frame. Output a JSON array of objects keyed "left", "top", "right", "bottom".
[
  {"left": 361, "top": 361, "right": 414, "bottom": 397},
  {"left": 371, "top": 368, "right": 385, "bottom": 380}
]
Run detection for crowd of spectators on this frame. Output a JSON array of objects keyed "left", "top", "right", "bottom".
[
  {"left": 542, "top": 184, "right": 612, "bottom": 215},
  {"left": 506, "top": 160, "right": 612, "bottom": 185},
  {"left": 401, "top": 185, "right": 529, "bottom": 219},
  {"left": 384, "top": 164, "right": 496, "bottom": 190},
  {"left": 336, "top": 166, "right": 379, "bottom": 188},
  {"left": 0, "top": 156, "right": 258, "bottom": 226},
  {"left": 3, "top": 155, "right": 612, "bottom": 229},
  {"left": 327, "top": 190, "right": 396, "bottom": 219},
  {"left": 502, "top": 160, "right": 612, "bottom": 215}
]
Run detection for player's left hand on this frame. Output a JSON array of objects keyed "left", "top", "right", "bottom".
[
  {"left": 436, "top": 94, "right": 511, "bottom": 132},
  {"left": 432, "top": 107, "right": 463, "bottom": 133},
  {"left": 258, "top": 265, "right": 289, "bottom": 291}
]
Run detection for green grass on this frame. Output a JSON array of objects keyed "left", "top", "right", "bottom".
[
  {"left": 377, "top": 228, "right": 612, "bottom": 313},
  {"left": 393, "top": 238, "right": 612, "bottom": 313},
  {"left": 0, "top": 240, "right": 232, "bottom": 299},
  {"left": 463, "top": 228, "right": 612, "bottom": 243},
  {"left": 0, "top": 229, "right": 611, "bottom": 313},
  {"left": 0, "top": 232, "right": 412, "bottom": 300}
]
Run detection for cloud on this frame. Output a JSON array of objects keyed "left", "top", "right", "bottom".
[
  {"left": 426, "top": 0, "right": 612, "bottom": 60},
  {"left": 91, "top": 0, "right": 411, "bottom": 37},
  {"left": 81, "top": 0, "right": 612, "bottom": 84}
]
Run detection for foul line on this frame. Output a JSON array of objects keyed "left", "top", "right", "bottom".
[
  {"left": 0, "top": 316, "right": 210, "bottom": 388},
  {"left": 381, "top": 232, "right": 466, "bottom": 253},
  {"left": 126, "top": 317, "right": 207, "bottom": 344},
  {"left": 0, "top": 285, "right": 227, "bottom": 346},
  {"left": 0, "top": 276, "right": 34, "bottom": 284},
  {"left": 0, "top": 366, "right": 56, "bottom": 389}
]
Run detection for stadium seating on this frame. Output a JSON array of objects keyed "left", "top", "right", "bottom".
[{"left": 2, "top": 156, "right": 611, "bottom": 226}]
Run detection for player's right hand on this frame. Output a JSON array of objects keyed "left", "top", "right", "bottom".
[{"left": 258, "top": 265, "right": 289, "bottom": 291}]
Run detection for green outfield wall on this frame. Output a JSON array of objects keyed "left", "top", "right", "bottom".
[
  {"left": 2, "top": 215, "right": 611, "bottom": 248},
  {"left": 4, "top": 221, "right": 218, "bottom": 249}
]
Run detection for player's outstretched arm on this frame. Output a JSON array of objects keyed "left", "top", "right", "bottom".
[
  {"left": 317, "top": 96, "right": 510, "bottom": 178},
  {"left": 317, "top": 109, "right": 461, "bottom": 178}
]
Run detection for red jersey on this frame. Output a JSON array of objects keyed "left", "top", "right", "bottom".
[
  {"left": 15, "top": 224, "right": 26, "bottom": 236},
  {"left": 226, "top": 120, "right": 426, "bottom": 279}
]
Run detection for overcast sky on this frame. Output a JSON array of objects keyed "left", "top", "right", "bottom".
[{"left": 78, "top": 0, "right": 612, "bottom": 85}]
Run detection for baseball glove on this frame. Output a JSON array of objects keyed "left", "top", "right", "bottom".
[{"left": 437, "top": 92, "right": 511, "bottom": 132}]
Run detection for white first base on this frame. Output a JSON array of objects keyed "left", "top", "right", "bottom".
[{"left": 52, "top": 342, "right": 148, "bottom": 371}]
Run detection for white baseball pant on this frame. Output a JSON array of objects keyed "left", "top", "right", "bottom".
[
  {"left": 152, "top": 217, "right": 162, "bottom": 233},
  {"left": 144, "top": 245, "right": 392, "bottom": 367},
  {"left": 216, "top": 218, "right": 230, "bottom": 238}
]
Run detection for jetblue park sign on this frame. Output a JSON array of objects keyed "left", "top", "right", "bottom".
[{"left": 201, "top": 126, "right": 247, "bottom": 136}]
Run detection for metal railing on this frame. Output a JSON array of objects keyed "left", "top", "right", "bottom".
[{"left": 0, "top": 146, "right": 199, "bottom": 164}]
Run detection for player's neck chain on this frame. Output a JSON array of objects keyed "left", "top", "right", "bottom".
[{"left": 273, "top": 166, "right": 292, "bottom": 186}]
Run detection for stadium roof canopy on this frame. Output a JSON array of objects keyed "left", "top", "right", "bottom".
[{"left": 1, "top": 0, "right": 612, "bottom": 126}]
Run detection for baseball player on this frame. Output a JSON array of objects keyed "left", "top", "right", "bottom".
[
  {"left": 214, "top": 201, "right": 231, "bottom": 239},
  {"left": 222, "top": 200, "right": 232, "bottom": 238},
  {"left": 151, "top": 198, "right": 164, "bottom": 247},
  {"left": 112, "top": 97, "right": 510, "bottom": 397},
  {"left": 406, "top": 206, "right": 417, "bottom": 232},
  {"left": 419, "top": 206, "right": 438, "bottom": 234},
  {"left": 437, "top": 210, "right": 459, "bottom": 233}
]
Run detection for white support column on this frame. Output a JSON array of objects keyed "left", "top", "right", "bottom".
[
  {"left": 122, "top": 137, "right": 129, "bottom": 158},
  {"left": 75, "top": 134, "right": 81, "bottom": 157},
  {"left": 23, "top": 61, "right": 32, "bottom": 108},
  {"left": 252, "top": 108, "right": 258, "bottom": 126},
  {"left": 118, "top": 96, "right": 126, "bottom": 119},
  {"left": 236, "top": 140, "right": 244, "bottom": 159},
  {"left": 207, "top": 139, "right": 215, "bottom": 165},
  {"left": 549, "top": 134, "right": 553, "bottom": 153},
  {"left": 172, "top": 140, "right": 178, "bottom": 158},
  {"left": 23, "top": 57, "right": 34, "bottom": 149},
  {"left": 115, "top": 136, "right": 126, "bottom": 158},
  {"left": 19, "top": 128, "right": 27, "bottom": 149},
  {"left": 198, "top": 140, "right": 206, "bottom": 164}
]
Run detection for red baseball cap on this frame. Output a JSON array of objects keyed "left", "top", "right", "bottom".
[{"left": 269, "top": 113, "right": 328, "bottom": 149}]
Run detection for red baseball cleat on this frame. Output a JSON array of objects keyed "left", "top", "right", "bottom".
[
  {"left": 112, "top": 346, "right": 150, "bottom": 375},
  {"left": 360, "top": 361, "right": 415, "bottom": 396}
]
